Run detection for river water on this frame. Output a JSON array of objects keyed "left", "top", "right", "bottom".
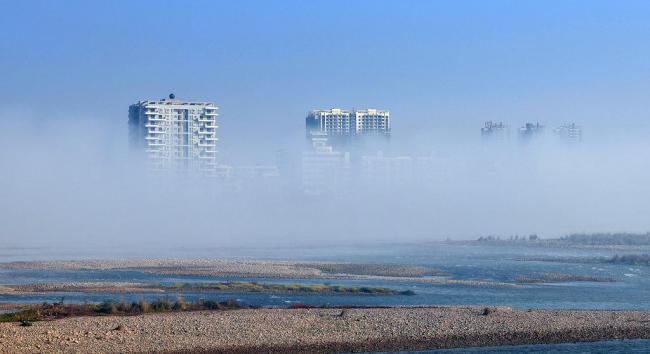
[{"left": 2, "top": 242, "right": 650, "bottom": 352}]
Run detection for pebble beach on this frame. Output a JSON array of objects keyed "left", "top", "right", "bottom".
[{"left": 2, "top": 307, "right": 650, "bottom": 353}]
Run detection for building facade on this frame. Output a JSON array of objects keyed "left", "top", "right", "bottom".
[
  {"left": 128, "top": 94, "right": 220, "bottom": 176},
  {"left": 554, "top": 123, "right": 582, "bottom": 143},
  {"left": 481, "top": 121, "right": 509, "bottom": 140},
  {"left": 306, "top": 108, "right": 390, "bottom": 138},
  {"left": 518, "top": 122, "right": 544, "bottom": 141}
]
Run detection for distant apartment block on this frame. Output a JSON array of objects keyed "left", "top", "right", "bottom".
[
  {"left": 306, "top": 108, "right": 390, "bottom": 139},
  {"left": 128, "top": 94, "right": 220, "bottom": 176},
  {"left": 481, "top": 121, "right": 508, "bottom": 140},
  {"left": 519, "top": 122, "right": 544, "bottom": 141},
  {"left": 554, "top": 123, "right": 582, "bottom": 143}
]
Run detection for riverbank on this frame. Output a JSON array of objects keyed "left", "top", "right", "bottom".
[
  {"left": 1, "top": 307, "right": 650, "bottom": 353},
  {"left": 0, "top": 259, "right": 445, "bottom": 279}
]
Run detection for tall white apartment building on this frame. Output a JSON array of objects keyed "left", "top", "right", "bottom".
[
  {"left": 129, "top": 94, "right": 219, "bottom": 176},
  {"left": 306, "top": 108, "right": 390, "bottom": 138}
]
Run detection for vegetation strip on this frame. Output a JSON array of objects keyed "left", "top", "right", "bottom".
[
  {"left": 0, "top": 298, "right": 246, "bottom": 325},
  {"left": 158, "top": 281, "right": 416, "bottom": 295},
  {"left": 2, "top": 281, "right": 416, "bottom": 296}
]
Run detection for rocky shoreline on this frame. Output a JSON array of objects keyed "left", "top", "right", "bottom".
[{"left": 1, "top": 307, "right": 650, "bottom": 353}]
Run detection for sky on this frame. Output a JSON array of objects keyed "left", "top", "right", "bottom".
[
  {"left": 2, "top": 1, "right": 650, "bottom": 153},
  {"left": 1, "top": 1, "right": 649, "bottom": 249}
]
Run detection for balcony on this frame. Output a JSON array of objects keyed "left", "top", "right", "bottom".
[
  {"left": 148, "top": 116, "right": 166, "bottom": 121},
  {"left": 198, "top": 142, "right": 215, "bottom": 147},
  {"left": 204, "top": 137, "right": 218, "bottom": 141}
]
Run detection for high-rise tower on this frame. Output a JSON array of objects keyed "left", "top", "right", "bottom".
[{"left": 128, "top": 94, "right": 219, "bottom": 176}]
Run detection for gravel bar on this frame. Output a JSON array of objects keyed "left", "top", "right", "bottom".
[{"left": 2, "top": 307, "right": 650, "bottom": 353}]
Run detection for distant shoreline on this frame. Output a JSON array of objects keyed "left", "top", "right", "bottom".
[
  {"left": 0, "top": 258, "right": 619, "bottom": 297},
  {"left": 2, "top": 307, "right": 650, "bottom": 353}
]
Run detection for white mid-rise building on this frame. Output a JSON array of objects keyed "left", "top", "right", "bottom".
[
  {"left": 518, "top": 122, "right": 545, "bottom": 143},
  {"left": 554, "top": 123, "right": 582, "bottom": 143},
  {"left": 128, "top": 94, "right": 220, "bottom": 176},
  {"left": 481, "top": 121, "right": 509, "bottom": 140},
  {"left": 306, "top": 108, "right": 390, "bottom": 137}
]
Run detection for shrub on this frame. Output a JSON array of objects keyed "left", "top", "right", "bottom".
[
  {"left": 138, "top": 298, "right": 150, "bottom": 313},
  {"left": 172, "top": 296, "right": 186, "bottom": 311},
  {"left": 220, "top": 299, "right": 241, "bottom": 309},
  {"left": 97, "top": 301, "right": 117, "bottom": 315},
  {"left": 116, "top": 300, "right": 131, "bottom": 313},
  {"left": 150, "top": 298, "right": 172, "bottom": 312}
]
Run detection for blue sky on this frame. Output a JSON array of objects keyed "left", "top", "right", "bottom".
[{"left": 2, "top": 0, "right": 650, "bottom": 160}]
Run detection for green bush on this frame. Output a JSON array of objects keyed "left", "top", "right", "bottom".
[
  {"left": 97, "top": 301, "right": 117, "bottom": 315},
  {"left": 149, "top": 298, "right": 172, "bottom": 311}
]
